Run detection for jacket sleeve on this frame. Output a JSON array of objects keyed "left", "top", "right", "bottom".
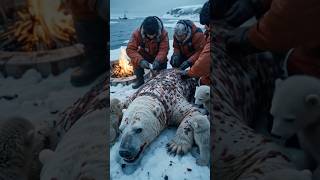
[
  {"left": 248, "top": 0, "right": 320, "bottom": 52},
  {"left": 155, "top": 31, "right": 170, "bottom": 63},
  {"left": 173, "top": 38, "right": 181, "bottom": 55},
  {"left": 187, "top": 43, "right": 211, "bottom": 78},
  {"left": 188, "top": 32, "right": 206, "bottom": 64},
  {"left": 126, "top": 31, "right": 143, "bottom": 67}
]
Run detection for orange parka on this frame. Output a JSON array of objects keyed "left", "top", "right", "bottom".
[
  {"left": 173, "top": 20, "right": 206, "bottom": 64},
  {"left": 126, "top": 18, "right": 169, "bottom": 68},
  {"left": 248, "top": 0, "right": 320, "bottom": 77},
  {"left": 187, "top": 31, "right": 211, "bottom": 85}
]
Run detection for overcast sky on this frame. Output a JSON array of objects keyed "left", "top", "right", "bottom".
[{"left": 110, "top": 0, "right": 206, "bottom": 16}]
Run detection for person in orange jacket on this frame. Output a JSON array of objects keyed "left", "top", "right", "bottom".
[
  {"left": 212, "top": 0, "right": 320, "bottom": 78},
  {"left": 126, "top": 16, "right": 169, "bottom": 89},
  {"left": 61, "top": 0, "right": 108, "bottom": 87},
  {"left": 170, "top": 20, "right": 205, "bottom": 70},
  {"left": 179, "top": 1, "right": 212, "bottom": 85}
]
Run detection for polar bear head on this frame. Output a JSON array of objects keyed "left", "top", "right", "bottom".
[
  {"left": 118, "top": 96, "right": 163, "bottom": 164},
  {"left": 260, "top": 169, "right": 312, "bottom": 180},
  {"left": 189, "top": 113, "right": 210, "bottom": 133},
  {"left": 270, "top": 76, "right": 320, "bottom": 139},
  {"left": 194, "top": 85, "right": 210, "bottom": 108}
]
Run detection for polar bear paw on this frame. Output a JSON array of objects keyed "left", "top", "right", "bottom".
[{"left": 166, "top": 138, "right": 192, "bottom": 156}]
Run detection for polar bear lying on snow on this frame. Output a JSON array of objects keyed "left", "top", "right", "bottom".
[
  {"left": 270, "top": 75, "right": 320, "bottom": 176},
  {"left": 39, "top": 110, "right": 107, "bottom": 180},
  {"left": 115, "top": 69, "right": 210, "bottom": 167}
]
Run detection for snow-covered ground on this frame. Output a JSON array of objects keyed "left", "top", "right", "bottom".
[
  {"left": 110, "top": 37, "right": 209, "bottom": 179},
  {"left": 0, "top": 68, "right": 98, "bottom": 124}
]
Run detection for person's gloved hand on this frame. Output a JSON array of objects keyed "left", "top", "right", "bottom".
[
  {"left": 177, "top": 70, "right": 190, "bottom": 80},
  {"left": 170, "top": 54, "right": 181, "bottom": 68},
  {"left": 223, "top": 0, "right": 257, "bottom": 27},
  {"left": 139, "top": 59, "right": 150, "bottom": 69},
  {"left": 179, "top": 60, "right": 192, "bottom": 70},
  {"left": 225, "top": 26, "right": 261, "bottom": 58},
  {"left": 152, "top": 60, "right": 161, "bottom": 70}
]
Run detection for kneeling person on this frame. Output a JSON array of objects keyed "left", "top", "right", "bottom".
[
  {"left": 171, "top": 20, "right": 205, "bottom": 70},
  {"left": 126, "top": 16, "right": 169, "bottom": 89}
]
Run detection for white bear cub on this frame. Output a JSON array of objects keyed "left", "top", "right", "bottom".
[
  {"left": 270, "top": 75, "right": 320, "bottom": 176},
  {"left": 194, "top": 85, "right": 210, "bottom": 114},
  {"left": 189, "top": 113, "right": 210, "bottom": 166}
]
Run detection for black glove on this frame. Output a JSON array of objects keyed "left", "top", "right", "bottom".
[
  {"left": 223, "top": 0, "right": 257, "bottom": 27},
  {"left": 179, "top": 60, "right": 192, "bottom": 70},
  {"left": 152, "top": 60, "right": 161, "bottom": 70},
  {"left": 178, "top": 70, "right": 190, "bottom": 80},
  {"left": 170, "top": 54, "right": 181, "bottom": 68},
  {"left": 225, "top": 26, "right": 262, "bottom": 58},
  {"left": 139, "top": 59, "right": 150, "bottom": 69}
]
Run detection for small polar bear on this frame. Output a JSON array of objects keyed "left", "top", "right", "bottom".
[
  {"left": 0, "top": 117, "right": 36, "bottom": 180},
  {"left": 110, "top": 98, "right": 123, "bottom": 145},
  {"left": 189, "top": 113, "right": 210, "bottom": 166},
  {"left": 260, "top": 168, "right": 312, "bottom": 180},
  {"left": 270, "top": 76, "right": 320, "bottom": 172},
  {"left": 194, "top": 85, "right": 210, "bottom": 115}
]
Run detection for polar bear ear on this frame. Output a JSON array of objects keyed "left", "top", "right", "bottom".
[
  {"left": 152, "top": 105, "right": 161, "bottom": 117},
  {"left": 275, "top": 78, "right": 283, "bottom": 88},
  {"left": 39, "top": 149, "right": 55, "bottom": 165},
  {"left": 305, "top": 94, "right": 320, "bottom": 106},
  {"left": 301, "top": 169, "right": 312, "bottom": 177}
]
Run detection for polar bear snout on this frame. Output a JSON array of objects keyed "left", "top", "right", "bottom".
[{"left": 119, "top": 149, "right": 134, "bottom": 158}]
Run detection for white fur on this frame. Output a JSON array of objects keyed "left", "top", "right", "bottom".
[
  {"left": 271, "top": 76, "right": 320, "bottom": 171},
  {"left": 189, "top": 114, "right": 210, "bottom": 166},
  {"left": 194, "top": 85, "right": 210, "bottom": 112},
  {"left": 40, "top": 110, "right": 107, "bottom": 179}
]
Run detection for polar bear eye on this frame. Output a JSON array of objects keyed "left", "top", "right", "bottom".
[{"left": 135, "top": 128, "right": 143, "bottom": 134}]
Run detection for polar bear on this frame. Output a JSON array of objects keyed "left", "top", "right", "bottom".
[
  {"left": 110, "top": 98, "right": 123, "bottom": 145},
  {"left": 39, "top": 110, "right": 107, "bottom": 180},
  {"left": 194, "top": 85, "right": 210, "bottom": 114},
  {"left": 117, "top": 69, "right": 200, "bottom": 165},
  {"left": 0, "top": 117, "right": 36, "bottom": 180},
  {"left": 270, "top": 75, "right": 320, "bottom": 171},
  {"left": 189, "top": 113, "right": 210, "bottom": 166}
]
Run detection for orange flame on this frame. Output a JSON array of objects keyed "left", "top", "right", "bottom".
[
  {"left": 111, "top": 47, "right": 134, "bottom": 77},
  {"left": 0, "top": 0, "right": 75, "bottom": 51}
]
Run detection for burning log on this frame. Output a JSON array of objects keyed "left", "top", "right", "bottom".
[
  {"left": 0, "top": 0, "right": 76, "bottom": 52},
  {"left": 111, "top": 48, "right": 134, "bottom": 78}
]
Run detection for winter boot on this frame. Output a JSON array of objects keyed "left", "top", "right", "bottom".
[
  {"left": 132, "top": 68, "right": 145, "bottom": 89},
  {"left": 70, "top": 17, "right": 108, "bottom": 87}
]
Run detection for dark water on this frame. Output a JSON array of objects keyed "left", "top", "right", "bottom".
[{"left": 110, "top": 18, "right": 175, "bottom": 50}]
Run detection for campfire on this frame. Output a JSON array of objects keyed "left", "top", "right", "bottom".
[
  {"left": 0, "top": 0, "right": 76, "bottom": 51},
  {"left": 111, "top": 47, "right": 134, "bottom": 78}
]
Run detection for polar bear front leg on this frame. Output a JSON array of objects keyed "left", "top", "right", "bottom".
[{"left": 167, "top": 118, "right": 194, "bottom": 156}]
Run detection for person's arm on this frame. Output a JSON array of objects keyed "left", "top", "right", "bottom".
[
  {"left": 187, "top": 43, "right": 211, "bottom": 78},
  {"left": 126, "top": 31, "right": 144, "bottom": 67},
  {"left": 189, "top": 33, "right": 206, "bottom": 64},
  {"left": 248, "top": 0, "right": 317, "bottom": 51},
  {"left": 173, "top": 38, "right": 180, "bottom": 55},
  {"left": 155, "top": 31, "right": 170, "bottom": 63}
]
